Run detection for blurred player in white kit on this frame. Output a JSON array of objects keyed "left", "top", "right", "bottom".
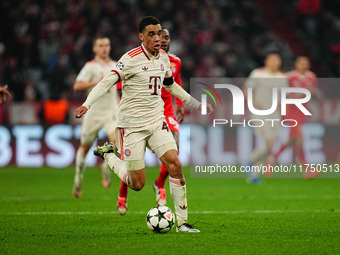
[
  {"left": 243, "top": 53, "right": 288, "bottom": 184},
  {"left": 72, "top": 37, "right": 120, "bottom": 198}
]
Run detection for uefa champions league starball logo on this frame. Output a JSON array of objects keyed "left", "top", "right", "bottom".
[{"left": 116, "top": 62, "right": 124, "bottom": 70}]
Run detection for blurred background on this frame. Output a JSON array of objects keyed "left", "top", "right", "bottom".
[{"left": 1, "top": 0, "right": 340, "bottom": 167}]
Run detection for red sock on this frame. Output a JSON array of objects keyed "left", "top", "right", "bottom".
[
  {"left": 156, "top": 164, "right": 169, "bottom": 188},
  {"left": 119, "top": 181, "right": 128, "bottom": 198},
  {"left": 296, "top": 145, "right": 307, "bottom": 165},
  {"left": 274, "top": 143, "right": 288, "bottom": 159}
]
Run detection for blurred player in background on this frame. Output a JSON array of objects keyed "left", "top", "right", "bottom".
[
  {"left": 72, "top": 37, "right": 120, "bottom": 198},
  {"left": 116, "top": 28, "right": 185, "bottom": 215},
  {"left": 0, "top": 85, "right": 12, "bottom": 104},
  {"left": 75, "top": 16, "right": 213, "bottom": 232},
  {"left": 268, "top": 56, "right": 318, "bottom": 179},
  {"left": 243, "top": 53, "right": 288, "bottom": 184}
]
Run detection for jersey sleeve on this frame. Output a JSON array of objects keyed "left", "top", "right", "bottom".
[
  {"left": 111, "top": 54, "right": 129, "bottom": 81},
  {"left": 82, "top": 71, "right": 120, "bottom": 109},
  {"left": 174, "top": 60, "right": 184, "bottom": 106},
  {"left": 245, "top": 69, "right": 257, "bottom": 88},
  {"left": 76, "top": 63, "right": 93, "bottom": 82},
  {"left": 164, "top": 55, "right": 173, "bottom": 79}
]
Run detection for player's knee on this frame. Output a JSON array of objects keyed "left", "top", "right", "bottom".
[
  {"left": 79, "top": 145, "right": 91, "bottom": 155},
  {"left": 130, "top": 179, "right": 145, "bottom": 191},
  {"left": 168, "top": 158, "right": 182, "bottom": 178}
]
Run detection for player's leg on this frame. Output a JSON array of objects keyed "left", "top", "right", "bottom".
[
  {"left": 247, "top": 126, "right": 267, "bottom": 183},
  {"left": 271, "top": 123, "right": 299, "bottom": 163},
  {"left": 295, "top": 128, "right": 317, "bottom": 179},
  {"left": 99, "top": 132, "right": 116, "bottom": 188},
  {"left": 296, "top": 135, "right": 307, "bottom": 165},
  {"left": 73, "top": 144, "right": 92, "bottom": 198},
  {"left": 159, "top": 150, "right": 199, "bottom": 232},
  {"left": 73, "top": 127, "right": 98, "bottom": 198},
  {"left": 247, "top": 120, "right": 279, "bottom": 183},
  {"left": 117, "top": 181, "right": 128, "bottom": 215},
  {"left": 99, "top": 121, "right": 118, "bottom": 188},
  {"left": 110, "top": 130, "right": 129, "bottom": 215},
  {"left": 94, "top": 127, "right": 148, "bottom": 191},
  {"left": 94, "top": 142, "right": 146, "bottom": 191},
  {"left": 149, "top": 119, "right": 199, "bottom": 232},
  {"left": 154, "top": 116, "right": 180, "bottom": 205},
  {"left": 272, "top": 137, "right": 294, "bottom": 160}
]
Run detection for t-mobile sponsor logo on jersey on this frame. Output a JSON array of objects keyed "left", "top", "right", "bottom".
[{"left": 149, "top": 76, "right": 161, "bottom": 95}]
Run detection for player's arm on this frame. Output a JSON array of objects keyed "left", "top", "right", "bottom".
[
  {"left": 75, "top": 71, "right": 120, "bottom": 118},
  {"left": 73, "top": 78, "right": 103, "bottom": 91},
  {"left": 174, "top": 71, "right": 185, "bottom": 124},
  {"left": 0, "top": 84, "right": 12, "bottom": 104},
  {"left": 73, "top": 63, "right": 101, "bottom": 91},
  {"left": 163, "top": 77, "right": 213, "bottom": 114}
]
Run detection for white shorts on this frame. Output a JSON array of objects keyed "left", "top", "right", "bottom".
[
  {"left": 80, "top": 115, "right": 116, "bottom": 146},
  {"left": 251, "top": 113, "right": 281, "bottom": 141},
  {"left": 116, "top": 117, "right": 177, "bottom": 171}
]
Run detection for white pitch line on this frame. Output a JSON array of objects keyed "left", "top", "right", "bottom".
[
  {"left": 1, "top": 209, "right": 339, "bottom": 216},
  {"left": 1, "top": 194, "right": 340, "bottom": 201}
]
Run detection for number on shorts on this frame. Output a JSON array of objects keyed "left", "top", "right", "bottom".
[
  {"left": 170, "top": 117, "right": 179, "bottom": 126},
  {"left": 162, "top": 121, "right": 169, "bottom": 132}
]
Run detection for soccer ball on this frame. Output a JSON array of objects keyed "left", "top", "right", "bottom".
[{"left": 146, "top": 206, "right": 175, "bottom": 234}]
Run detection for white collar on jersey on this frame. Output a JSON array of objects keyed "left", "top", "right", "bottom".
[{"left": 141, "top": 43, "right": 160, "bottom": 60}]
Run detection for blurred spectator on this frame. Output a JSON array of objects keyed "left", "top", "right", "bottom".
[
  {"left": 2, "top": 0, "right": 339, "bottom": 124},
  {"left": 48, "top": 55, "right": 70, "bottom": 100},
  {"left": 40, "top": 54, "right": 70, "bottom": 125},
  {"left": 296, "top": 0, "right": 321, "bottom": 39}
]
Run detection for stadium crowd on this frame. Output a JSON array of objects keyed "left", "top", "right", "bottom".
[
  {"left": 0, "top": 0, "right": 338, "bottom": 124},
  {"left": 283, "top": 0, "right": 340, "bottom": 77}
]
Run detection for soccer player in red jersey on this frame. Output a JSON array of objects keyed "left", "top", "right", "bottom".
[
  {"left": 268, "top": 56, "right": 318, "bottom": 178},
  {"left": 116, "top": 28, "right": 184, "bottom": 214}
]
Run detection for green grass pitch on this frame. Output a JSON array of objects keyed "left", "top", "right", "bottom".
[{"left": 0, "top": 166, "right": 339, "bottom": 255}]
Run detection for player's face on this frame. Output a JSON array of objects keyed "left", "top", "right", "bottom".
[
  {"left": 265, "top": 54, "right": 281, "bottom": 72},
  {"left": 93, "top": 38, "right": 111, "bottom": 59},
  {"left": 295, "top": 58, "right": 310, "bottom": 73},
  {"left": 161, "top": 29, "right": 170, "bottom": 53},
  {"left": 139, "top": 24, "right": 162, "bottom": 56}
]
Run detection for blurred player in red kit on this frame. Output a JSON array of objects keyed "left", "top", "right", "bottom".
[
  {"left": 269, "top": 56, "right": 318, "bottom": 179},
  {"left": 116, "top": 28, "right": 185, "bottom": 215}
]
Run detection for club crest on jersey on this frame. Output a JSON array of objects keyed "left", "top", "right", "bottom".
[
  {"left": 125, "top": 149, "right": 131, "bottom": 157},
  {"left": 160, "top": 64, "right": 164, "bottom": 71},
  {"left": 116, "top": 62, "right": 124, "bottom": 70}
]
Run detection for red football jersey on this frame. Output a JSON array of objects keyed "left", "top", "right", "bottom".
[
  {"left": 161, "top": 53, "right": 184, "bottom": 116},
  {"left": 286, "top": 70, "right": 317, "bottom": 121}
]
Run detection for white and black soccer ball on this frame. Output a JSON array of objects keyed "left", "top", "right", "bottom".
[{"left": 146, "top": 206, "right": 175, "bottom": 234}]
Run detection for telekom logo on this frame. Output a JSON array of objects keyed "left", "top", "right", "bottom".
[
  {"left": 149, "top": 76, "right": 161, "bottom": 95},
  {"left": 200, "top": 84, "right": 312, "bottom": 116}
]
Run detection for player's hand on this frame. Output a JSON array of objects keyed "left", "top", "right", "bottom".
[
  {"left": 176, "top": 105, "right": 185, "bottom": 124},
  {"left": 0, "top": 85, "right": 12, "bottom": 104},
  {"left": 198, "top": 103, "right": 214, "bottom": 115},
  {"left": 206, "top": 103, "right": 214, "bottom": 114},
  {"left": 75, "top": 106, "right": 88, "bottom": 118}
]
